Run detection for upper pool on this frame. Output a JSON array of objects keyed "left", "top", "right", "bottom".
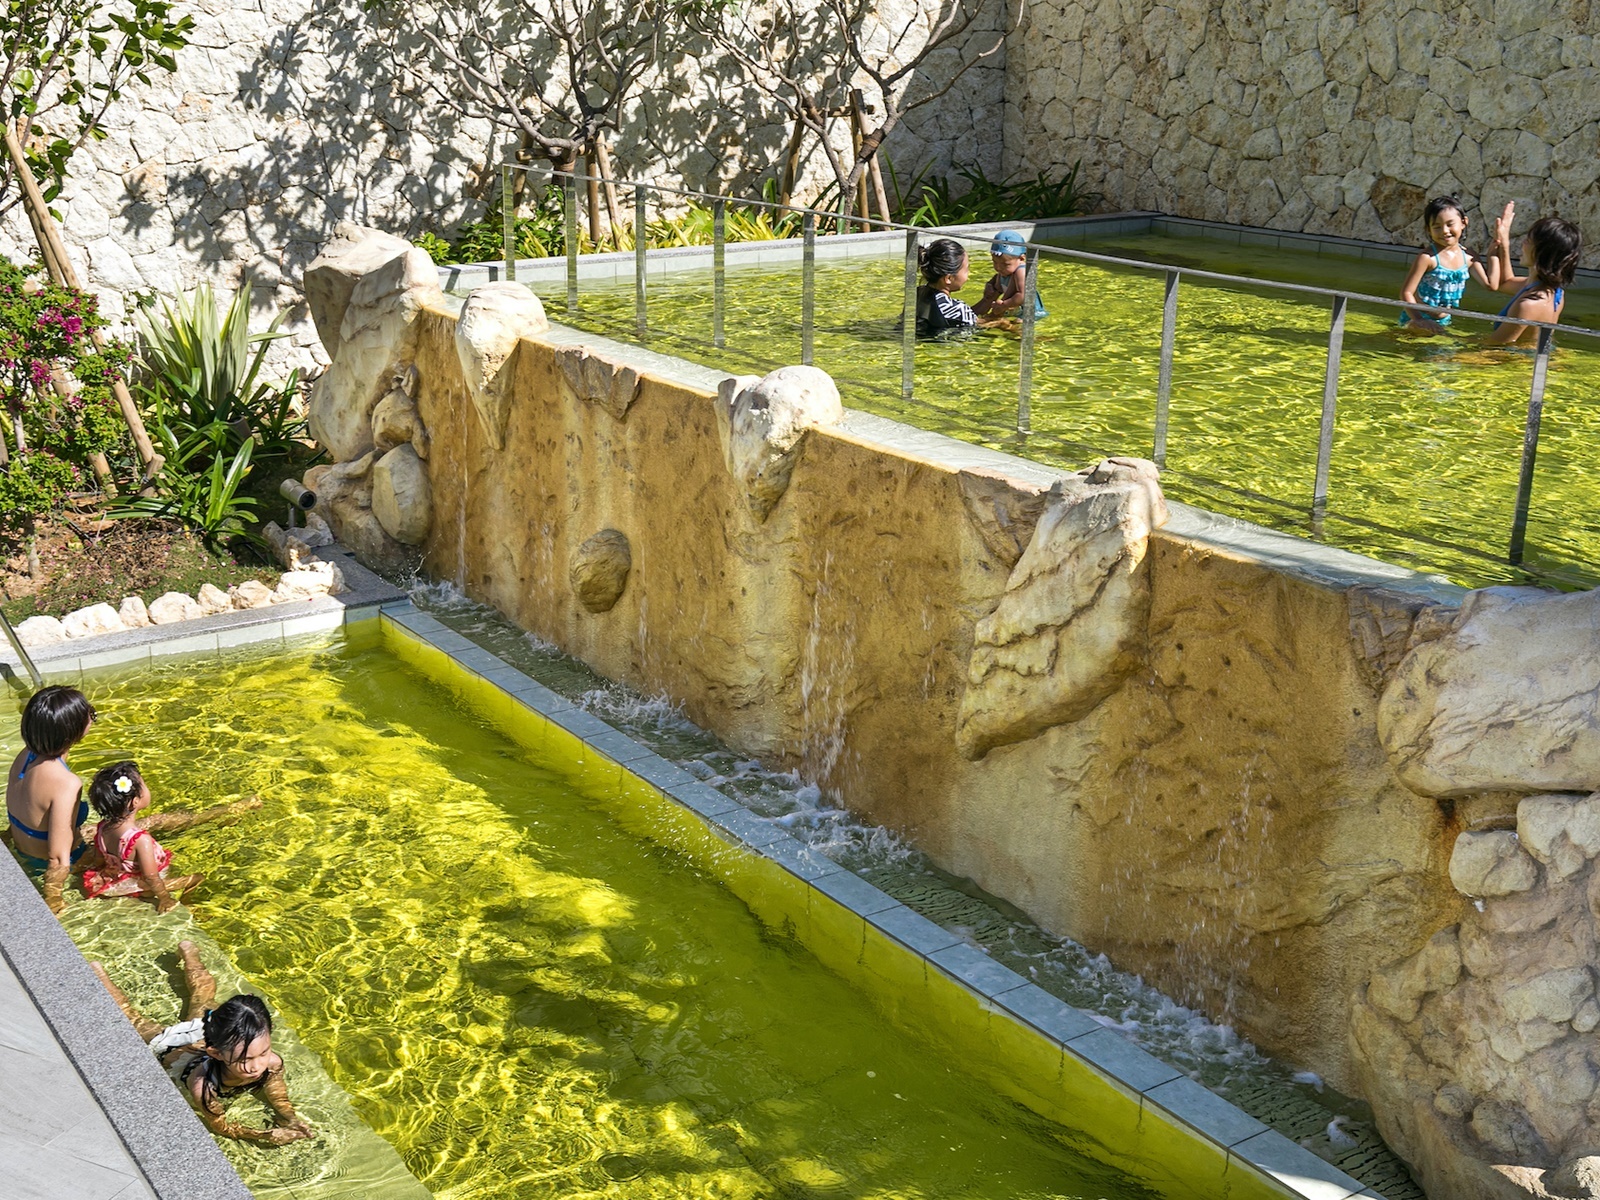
[
  {"left": 534, "top": 225, "right": 1600, "bottom": 589},
  {"left": 36, "top": 627, "right": 1297, "bottom": 1200}
]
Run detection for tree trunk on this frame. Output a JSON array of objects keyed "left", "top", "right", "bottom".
[
  {"left": 583, "top": 146, "right": 603, "bottom": 248},
  {"left": 852, "top": 94, "right": 893, "bottom": 224},
  {"left": 779, "top": 118, "right": 805, "bottom": 210},
  {"left": 593, "top": 136, "right": 623, "bottom": 247},
  {"left": 848, "top": 107, "right": 869, "bottom": 227}
]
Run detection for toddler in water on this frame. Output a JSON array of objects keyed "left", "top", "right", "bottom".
[
  {"left": 974, "top": 229, "right": 1047, "bottom": 321},
  {"left": 1486, "top": 201, "right": 1582, "bottom": 346},
  {"left": 1398, "top": 196, "right": 1498, "bottom": 333},
  {"left": 914, "top": 238, "right": 1019, "bottom": 338},
  {"left": 93, "top": 941, "right": 313, "bottom": 1144},
  {"left": 80, "top": 761, "right": 258, "bottom": 912}
]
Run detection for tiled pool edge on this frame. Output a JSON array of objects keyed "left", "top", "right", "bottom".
[{"left": 379, "top": 604, "right": 1383, "bottom": 1200}]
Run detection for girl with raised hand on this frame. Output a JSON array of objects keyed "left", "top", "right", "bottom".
[{"left": 1487, "top": 202, "right": 1582, "bottom": 346}]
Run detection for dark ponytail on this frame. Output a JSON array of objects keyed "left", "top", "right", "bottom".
[
  {"left": 918, "top": 238, "right": 966, "bottom": 285},
  {"left": 1527, "top": 216, "right": 1582, "bottom": 288},
  {"left": 198, "top": 995, "right": 273, "bottom": 1106},
  {"left": 88, "top": 761, "right": 144, "bottom": 822}
]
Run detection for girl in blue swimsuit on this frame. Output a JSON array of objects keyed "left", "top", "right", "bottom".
[
  {"left": 1486, "top": 202, "right": 1582, "bottom": 347},
  {"left": 1398, "top": 196, "right": 1497, "bottom": 333},
  {"left": 5, "top": 686, "right": 96, "bottom": 911}
]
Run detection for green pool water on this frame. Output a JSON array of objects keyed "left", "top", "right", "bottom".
[
  {"left": 37, "top": 633, "right": 1231, "bottom": 1200},
  {"left": 545, "top": 230, "right": 1600, "bottom": 589}
]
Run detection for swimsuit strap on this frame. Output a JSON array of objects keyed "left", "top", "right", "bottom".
[
  {"left": 7, "top": 810, "right": 49, "bottom": 841},
  {"left": 17, "top": 751, "right": 37, "bottom": 780}
]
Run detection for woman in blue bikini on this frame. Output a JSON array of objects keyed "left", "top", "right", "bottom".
[
  {"left": 5, "top": 686, "right": 96, "bottom": 912},
  {"left": 1486, "top": 201, "right": 1582, "bottom": 347}
]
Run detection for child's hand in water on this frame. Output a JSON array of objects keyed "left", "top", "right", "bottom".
[{"left": 266, "top": 1124, "right": 313, "bottom": 1146}]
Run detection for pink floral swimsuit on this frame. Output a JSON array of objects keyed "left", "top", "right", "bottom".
[{"left": 82, "top": 822, "right": 172, "bottom": 898}]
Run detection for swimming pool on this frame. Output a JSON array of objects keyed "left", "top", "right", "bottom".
[
  {"left": 535, "top": 225, "right": 1600, "bottom": 589},
  {"left": 36, "top": 623, "right": 1323, "bottom": 1200}
]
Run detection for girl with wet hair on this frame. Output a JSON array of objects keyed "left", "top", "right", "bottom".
[
  {"left": 913, "top": 237, "right": 1019, "bottom": 338},
  {"left": 92, "top": 941, "right": 314, "bottom": 1145},
  {"left": 6, "top": 685, "right": 97, "bottom": 911},
  {"left": 1488, "top": 202, "right": 1583, "bottom": 346},
  {"left": 80, "top": 760, "right": 260, "bottom": 912}
]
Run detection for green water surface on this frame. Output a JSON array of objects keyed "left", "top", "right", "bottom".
[
  {"left": 38, "top": 636, "right": 1170, "bottom": 1200},
  {"left": 546, "top": 230, "right": 1600, "bottom": 589}
]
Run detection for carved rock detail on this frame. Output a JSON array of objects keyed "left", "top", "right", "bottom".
[
  {"left": 956, "top": 457, "right": 1169, "bottom": 760},
  {"left": 957, "top": 469, "right": 1052, "bottom": 573},
  {"left": 570, "top": 529, "right": 632, "bottom": 614},
  {"left": 456, "top": 283, "right": 548, "bottom": 448},
  {"left": 554, "top": 344, "right": 643, "bottom": 422},
  {"left": 1378, "top": 586, "right": 1600, "bottom": 797},
  {"left": 372, "top": 444, "right": 433, "bottom": 547},
  {"left": 714, "top": 366, "right": 842, "bottom": 522},
  {"left": 304, "top": 454, "right": 416, "bottom": 578}
]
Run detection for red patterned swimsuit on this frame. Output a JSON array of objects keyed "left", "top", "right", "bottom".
[{"left": 82, "top": 822, "right": 172, "bottom": 898}]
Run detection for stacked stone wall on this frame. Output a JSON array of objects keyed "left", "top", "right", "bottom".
[{"left": 1006, "top": 0, "right": 1600, "bottom": 264}]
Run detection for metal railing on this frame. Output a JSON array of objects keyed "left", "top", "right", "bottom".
[{"left": 498, "top": 161, "right": 1599, "bottom": 572}]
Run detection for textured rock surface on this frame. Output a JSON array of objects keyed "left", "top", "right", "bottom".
[
  {"left": 230, "top": 580, "right": 276, "bottom": 609},
  {"left": 61, "top": 604, "right": 125, "bottom": 639},
  {"left": 306, "top": 229, "right": 443, "bottom": 462},
  {"left": 148, "top": 593, "right": 204, "bottom": 624},
  {"left": 1009, "top": 0, "right": 1600, "bottom": 264},
  {"left": 370, "top": 366, "right": 427, "bottom": 458},
  {"left": 570, "top": 530, "right": 632, "bottom": 614},
  {"left": 1519, "top": 794, "right": 1600, "bottom": 881},
  {"left": 555, "top": 344, "right": 642, "bottom": 423},
  {"left": 371, "top": 444, "right": 432, "bottom": 546},
  {"left": 715, "top": 366, "right": 843, "bottom": 521},
  {"left": 1378, "top": 586, "right": 1600, "bottom": 797},
  {"left": 956, "top": 457, "right": 1169, "bottom": 759},
  {"left": 304, "top": 454, "right": 416, "bottom": 578},
  {"left": 1353, "top": 814, "right": 1600, "bottom": 1198},
  {"left": 16, "top": 616, "right": 66, "bottom": 648},
  {"left": 272, "top": 562, "right": 344, "bottom": 602},
  {"left": 117, "top": 596, "right": 151, "bottom": 628},
  {"left": 457, "top": 284, "right": 548, "bottom": 447},
  {"left": 196, "top": 583, "right": 232, "bottom": 615}
]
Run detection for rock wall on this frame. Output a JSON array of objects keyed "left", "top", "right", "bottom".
[
  {"left": 0, "top": 0, "right": 1004, "bottom": 371},
  {"left": 300, "top": 230, "right": 1476, "bottom": 1101},
  {"left": 1005, "top": 0, "right": 1600, "bottom": 263}
]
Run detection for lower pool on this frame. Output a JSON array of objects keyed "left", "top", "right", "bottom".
[
  {"left": 37, "top": 629, "right": 1270, "bottom": 1200},
  {"left": 539, "top": 228, "right": 1600, "bottom": 589}
]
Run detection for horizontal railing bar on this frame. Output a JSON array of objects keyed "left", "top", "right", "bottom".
[{"left": 503, "top": 161, "right": 1598, "bottom": 338}]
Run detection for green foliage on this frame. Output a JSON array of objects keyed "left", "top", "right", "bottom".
[
  {"left": 133, "top": 280, "right": 303, "bottom": 461},
  {"left": 110, "top": 423, "right": 259, "bottom": 547},
  {"left": 890, "top": 161, "right": 1104, "bottom": 226},
  {"left": 0, "top": 256, "right": 132, "bottom": 529},
  {"left": 2, "top": 0, "right": 193, "bottom": 203}
]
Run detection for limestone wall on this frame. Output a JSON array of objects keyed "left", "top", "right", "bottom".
[
  {"left": 1005, "top": 0, "right": 1600, "bottom": 263},
  {"left": 297, "top": 242, "right": 1473, "bottom": 1093},
  {"left": 0, "top": 0, "right": 1004, "bottom": 368}
]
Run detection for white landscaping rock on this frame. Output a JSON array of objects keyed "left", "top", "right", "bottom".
[
  {"left": 455, "top": 282, "right": 549, "bottom": 448},
  {"left": 60, "top": 603, "right": 126, "bottom": 639},
  {"left": 15, "top": 615, "right": 67, "bottom": 648},
  {"left": 272, "top": 562, "right": 345, "bottom": 603},
  {"left": 229, "top": 580, "right": 275, "bottom": 610},
  {"left": 371, "top": 444, "right": 432, "bottom": 546},
  {"left": 1449, "top": 830, "right": 1541, "bottom": 898},
  {"left": 148, "top": 592, "right": 204, "bottom": 624},
  {"left": 715, "top": 365, "right": 843, "bottom": 521},
  {"left": 196, "top": 583, "right": 232, "bottom": 615},
  {"left": 118, "top": 596, "right": 151, "bottom": 628}
]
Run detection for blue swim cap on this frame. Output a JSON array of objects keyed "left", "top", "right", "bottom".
[{"left": 989, "top": 230, "right": 1027, "bottom": 257}]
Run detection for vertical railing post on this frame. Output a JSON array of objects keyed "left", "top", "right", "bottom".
[
  {"left": 501, "top": 163, "right": 516, "bottom": 282},
  {"left": 1312, "top": 293, "right": 1347, "bottom": 514},
  {"left": 634, "top": 184, "right": 646, "bottom": 338},
  {"left": 1017, "top": 248, "right": 1039, "bottom": 434},
  {"left": 802, "top": 211, "right": 816, "bottom": 365},
  {"left": 1153, "top": 270, "right": 1179, "bottom": 466},
  {"left": 712, "top": 197, "right": 726, "bottom": 349},
  {"left": 901, "top": 229, "right": 918, "bottom": 401},
  {"left": 1509, "top": 325, "right": 1554, "bottom": 564},
  {"left": 563, "top": 172, "right": 578, "bottom": 313}
]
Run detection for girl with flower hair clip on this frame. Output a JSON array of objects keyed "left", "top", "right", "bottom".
[{"left": 81, "top": 761, "right": 258, "bottom": 912}]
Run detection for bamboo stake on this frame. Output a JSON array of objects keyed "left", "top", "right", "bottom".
[
  {"left": 852, "top": 91, "right": 892, "bottom": 225},
  {"left": 847, "top": 105, "right": 869, "bottom": 224},
  {"left": 3, "top": 124, "right": 162, "bottom": 484},
  {"left": 593, "top": 135, "right": 623, "bottom": 247},
  {"left": 779, "top": 118, "right": 805, "bottom": 210},
  {"left": 583, "top": 146, "right": 602, "bottom": 247}
]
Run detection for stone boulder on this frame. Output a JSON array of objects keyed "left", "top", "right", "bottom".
[
  {"left": 570, "top": 530, "right": 632, "bottom": 613},
  {"left": 555, "top": 344, "right": 641, "bottom": 424},
  {"left": 230, "top": 580, "right": 276, "bottom": 610},
  {"left": 1519, "top": 794, "right": 1600, "bottom": 881},
  {"left": 456, "top": 283, "right": 548, "bottom": 447},
  {"left": 1451, "top": 831, "right": 1541, "bottom": 897},
  {"left": 370, "top": 365, "right": 428, "bottom": 459},
  {"left": 118, "top": 596, "right": 151, "bottom": 628},
  {"left": 60, "top": 603, "right": 125, "bottom": 639},
  {"left": 371, "top": 444, "right": 432, "bottom": 546},
  {"left": 148, "top": 592, "right": 204, "bottom": 624},
  {"left": 304, "top": 455, "right": 417, "bottom": 579},
  {"left": 715, "top": 366, "right": 843, "bottom": 522},
  {"left": 306, "top": 227, "right": 443, "bottom": 462},
  {"left": 15, "top": 616, "right": 66, "bottom": 648},
  {"left": 272, "top": 562, "right": 344, "bottom": 603},
  {"left": 956, "top": 458, "right": 1169, "bottom": 760},
  {"left": 1378, "top": 586, "right": 1600, "bottom": 797},
  {"left": 196, "top": 584, "right": 231, "bottom": 615}
]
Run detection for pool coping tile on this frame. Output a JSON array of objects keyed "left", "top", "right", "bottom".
[
  {"left": 582, "top": 727, "right": 659, "bottom": 764},
  {"left": 1144, "top": 1075, "right": 1272, "bottom": 1147},
  {"left": 928, "top": 942, "right": 1030, "bottom": 1000},
  {"left": 864, "top": 903, "right": 964, "bottom": 956},
  {"left": 1065, "top": 1027, "right": 1184, "bottom": 1093},
  {"left": 663, "top": 780, "right": 742, "bottom": 818},
  {"left": 808, "top": 868, "right": 899, "bottom": 917},
  {"left": 706, "top": 805, "right": 789, "bottom": 849},
  {"left": 763, "top": 837, "right": 843, "bottom": 882},
  {"left": 1230, "top": 1130, "right": 1365, "bottom": 1200},
  {"left": 994, "top": 983, "right": 1102, "bottom": 1044},
  {"left": 547, "top": 707, "right": 615, "bottom": 742},
  {"left": 625, "top": 754, "right": 701, "bottom": 791}
]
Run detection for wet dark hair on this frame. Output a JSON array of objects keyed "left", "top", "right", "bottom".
[
  {"left": 88, "top": 761, "right": 144, "bottom": 822},
  {"left": 20, "top": 685, "right": 95, "bottom": 758},
  {"left": 1526, "top": 216, "right": 1582, "bottom": 288},
  {"left": 1422, "top": 195, "right": 1466, "bottom": 230},
  {"left": 918, "top": 238, "right": 967, "bottom": 285},
  {"left": 198, "top": 995, "right": 273, "bottom": 1107}
]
